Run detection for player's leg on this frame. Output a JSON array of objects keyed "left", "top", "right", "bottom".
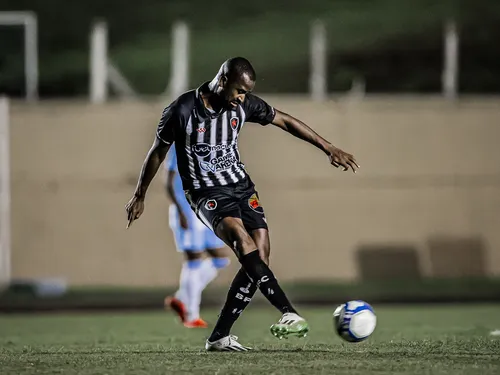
[
  {"left": 240, "top": 187, "right": 309, "bottom": 339},
  {"left": 166, "top": 250, "right": 205, "bottom": 325},
  {"left": 216, "top": 217, "right": 308, "bottom": 339},
  {"left": 250, "top": 228, "right": 270, "bottom": 265},
  {"left": 188, "top": 190, "right": 257, "bottom": 350},
  {"left": 182, "top": 231, "right": 231, "bottom": 329},
  {"left": 206, "top": 227, "right": 267, "bottom": 344},
  {"left": 192, "top": 186, "right": 305, "bottom": 349},
  {"left": 165, "top": 205, "right": 209, "bottom": 327}
]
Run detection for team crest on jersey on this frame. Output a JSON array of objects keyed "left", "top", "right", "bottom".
[
  {"left": 248, "top": 193, "right": 264, "bottom": 214},
  {"left": 230, "top": 117, "right": 239, "bottom": 130},
  {"left": 205, "top": 199, "right": 217, "bottom": 211}
]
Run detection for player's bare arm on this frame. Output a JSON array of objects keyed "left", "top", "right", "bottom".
[
  {"left": 126, "top": 137, "right": 171, "bottom": 227},
  {"left": 165, "top": 169, "right": 189, "bottom": 229},
  {"left": 271, "top": 109, "right": 359, "bottom": 173}
]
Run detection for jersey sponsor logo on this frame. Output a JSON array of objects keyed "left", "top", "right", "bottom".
[
  {"left": 200, "top": 152, "right": 238, "bottom": 173},
  {"left": 248, "top": 193, "right": 264, "bottom": 214},
  {"left": 230, "top": 117, "right": 239, "bottom": 130},
  {"left": 197, "top": 127, "right": 206, "bottom": 133},
  {"left": 192, "top": 143, "right": 212, "bottom": 158},
  {"left": 205, "top": 199, "right": 217, "bottom": 210},
  {"left": 192, "top": 143, "right": 232, "bottom": 158}
]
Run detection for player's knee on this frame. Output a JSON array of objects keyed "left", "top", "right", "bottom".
[
  {"left": 259, "top": 251, "right": 269, "bottom": 266},
  {"left": 211, "top": 257, "right": 230, "bottom": 269},
  {"left": 258, "top": 242, "right": 270, "bottom": 265},
  {"left": 217, "top": 218, "right": 257, "bottom": 257},
  {"left": 251, "top": 228, "right": 270, "bottom": 265},
  {"left": 235, "top": 232, "right": 257, "bottom": 256},
  {"left": 184, "top": 251, "right": 204, "bottom": 261}
]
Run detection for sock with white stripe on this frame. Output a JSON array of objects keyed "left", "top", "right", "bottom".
[{"left": 208, "top": 267, "right": 257, "bottom": 342}]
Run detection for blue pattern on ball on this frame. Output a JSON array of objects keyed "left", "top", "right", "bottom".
[{"left": 334, "top": 300, "right": 376, "bottom": 342}]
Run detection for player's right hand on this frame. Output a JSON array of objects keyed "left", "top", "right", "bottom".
[
  {"left": 179, "top": 212, "right": 189, "bottom": 230},
  {"left": 125, "top": 195, "right": 145, "bottom": 228}
]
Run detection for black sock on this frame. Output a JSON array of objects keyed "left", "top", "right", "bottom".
[
  {"left": 240, "top": 249, "right": 298, "bottom": 315},
  {"left": 208, "top": 267, "right": 258, "bottom": 342}
]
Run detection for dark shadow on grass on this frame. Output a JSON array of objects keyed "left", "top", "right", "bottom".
[
  {"left": 27, "top": 348, "right": 335, "bottom": 355},
  {"left": 254, "top": 348, "right": 332, "bottom": 353}
]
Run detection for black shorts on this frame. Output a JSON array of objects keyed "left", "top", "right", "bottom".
[{"left": 185, "top": 177, "right": 268, "bottom": 233}]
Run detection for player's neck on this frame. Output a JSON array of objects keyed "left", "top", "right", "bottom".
[{"left": 201, "top": 92, "right": 224, "bottom": 114}]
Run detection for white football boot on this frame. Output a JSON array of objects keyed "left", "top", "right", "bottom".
[
  {"left": 205, "top": 335, "right": 252, "bottom": 352},
  {"left": 270, "top": 312, "right": 309, "bottom": 339}
]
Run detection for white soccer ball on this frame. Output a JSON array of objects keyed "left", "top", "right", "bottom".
[{"left": 333, "top": 300, "right": 377, "bottom": 342}]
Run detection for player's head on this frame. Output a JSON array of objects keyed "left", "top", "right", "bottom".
[{"left": 211, "top": 57, "right": 256, "bottom": 109}]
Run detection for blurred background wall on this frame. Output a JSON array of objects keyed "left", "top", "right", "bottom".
[
  {"left": 8, "top": 98, "right": 500, "bottom": 287},
  {"left": 1, "top": 0, "right": 500, "bottom": 294}
]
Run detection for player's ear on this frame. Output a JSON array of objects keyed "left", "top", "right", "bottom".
[{"left": 219, "top": 74, "right": 228, "bottom": 89}]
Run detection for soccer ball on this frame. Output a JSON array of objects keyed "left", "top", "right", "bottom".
[{"left": 333, "top": 300, "right": 377, "bottom": 342}]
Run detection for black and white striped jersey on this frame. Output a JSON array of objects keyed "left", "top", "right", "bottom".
[{"left": 156, "top": 81, "right": 276, "bottom": 191}]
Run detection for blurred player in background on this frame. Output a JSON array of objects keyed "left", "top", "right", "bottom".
[{"left": 164, "top": 145, "right": 230, "bottom": 328}]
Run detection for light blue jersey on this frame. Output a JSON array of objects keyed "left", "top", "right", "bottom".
[{"left": 165, "top": 146, "right": 225, "bottom": 252}]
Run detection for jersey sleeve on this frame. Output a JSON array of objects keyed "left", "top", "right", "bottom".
[
  {"left": 243, "top": 94, "right": 276, "bottom": 126},
  {"left": 156, "top": 104, "right": 178, "bottom": 145},
  {"left": 164, "top": 145, "right": 178, "bottom": 172}
]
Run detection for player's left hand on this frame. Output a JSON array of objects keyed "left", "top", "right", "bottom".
[{"left": 327, "top": 145, "right": 359, "bottom": 173}]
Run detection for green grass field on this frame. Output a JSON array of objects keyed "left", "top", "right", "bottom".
[{"left": 1, "top": 305, "right": 499, "bottom": 374}]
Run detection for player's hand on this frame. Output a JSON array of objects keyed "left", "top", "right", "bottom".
[
  {"left": 327, "top": 145, "right": 359, "bottom": 173},
  {"left": 179, "top": 212, "right": 189, "bottom": 230},
  {"left": 125, "top": 195, "right": 145, "bottom": 228}
]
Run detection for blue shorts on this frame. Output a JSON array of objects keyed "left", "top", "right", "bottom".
[{"left": 169, "top": 204, "right": 225, "bottom": 252}]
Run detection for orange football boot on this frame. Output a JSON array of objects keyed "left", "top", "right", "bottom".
[
  {"left": 164, "top": 296, "right": 187, "bottom": 323},
  {"left": 183, "top": 318, "right": 208, "bottom": 328}
]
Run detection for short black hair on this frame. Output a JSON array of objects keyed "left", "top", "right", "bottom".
[{"left": 223, "top": 57, "right": 256, "bottom": 82}]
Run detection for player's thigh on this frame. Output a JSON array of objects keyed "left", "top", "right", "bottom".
[
  {"left": 238, "top": 185, "right": 270, "bottom": 261},
  {"left": 240, "top": 189, "right": 268, "bottom": 233},
  {"left": 187, "top": 188, "right": 240, "bottom": 233},
  {"left": 215, "top": 217, "right": 258, "bottom": 259}
]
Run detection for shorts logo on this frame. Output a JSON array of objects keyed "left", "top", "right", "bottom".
[
  {"left": 205, "top": 199, "right": 217, "bottom": 210},
  {"left": 248, "top": 193, "right": 264, "bottom": 214},
  {"left": 230, "top": 117, "right": 239, "bottom": 130}
]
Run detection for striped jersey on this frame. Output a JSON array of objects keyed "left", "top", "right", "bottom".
[{"left": 156, "top": 81, "right": 276, "bottom": 191}]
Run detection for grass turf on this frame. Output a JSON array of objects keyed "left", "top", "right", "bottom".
[{"left": 1, "top": 304, "right": 499, "bottom": 374}]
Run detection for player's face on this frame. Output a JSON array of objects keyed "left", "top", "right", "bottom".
[{"left": 220, "top": 73, "right": 255, "bottom": 109}]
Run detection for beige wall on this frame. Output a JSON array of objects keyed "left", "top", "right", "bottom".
[{"left": 8, "top": 96, "right": 500, "bottom": 286}]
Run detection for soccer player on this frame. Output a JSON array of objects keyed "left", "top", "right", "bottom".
[
  {"left": 163, "top": 145, "right": 230, "bottom": 328},
  {"left": 126, "top": 57, "right": 359, "bottom": 351}
]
